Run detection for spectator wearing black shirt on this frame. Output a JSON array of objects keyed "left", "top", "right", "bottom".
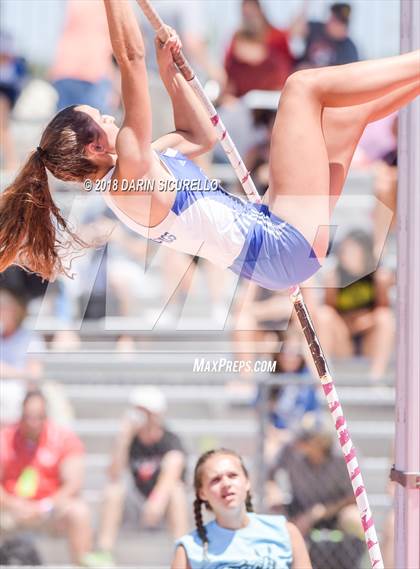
[
  {"left": 268, "top": 428, "right": 364, "bottom": 569},
  {"left": 317, "top": 230, "right": 395, "bottom": 381},
  {"left": 291, "top": 3, "right": 359, "bottom": 69},
  {"left": 84, "top": 387, "right": 188, "bottom": 567}
]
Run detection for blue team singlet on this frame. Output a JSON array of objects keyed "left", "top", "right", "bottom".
[
  {"left": 102, "top": 148, "right": 320, "bottom": 290},
  {"left": 176, "top": 513, "right": 293, "bottom": 569}
]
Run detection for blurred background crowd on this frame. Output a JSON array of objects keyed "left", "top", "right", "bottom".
[{"left": 0, "top": 0, "right": 404, "bottom": 567}]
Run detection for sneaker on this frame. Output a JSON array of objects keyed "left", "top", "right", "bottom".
[{"left": 81, "top": 550, "right": 116, "bottom": 568}]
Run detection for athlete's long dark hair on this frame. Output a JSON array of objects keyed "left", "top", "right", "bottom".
[
  {"left": 0, "top": 106, "right": 100, "bottom": 280},
  {"left": 193, "top": 448, "right": 254, "bottom": 559}
]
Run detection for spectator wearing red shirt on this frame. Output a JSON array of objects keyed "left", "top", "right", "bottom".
[
  {"left": 224, "top": 0, "right": 293, "bottom": 97},
  {"left": 0, "top": 390, "right": 92, "bottom": 565}
]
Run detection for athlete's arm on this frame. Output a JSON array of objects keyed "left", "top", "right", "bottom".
[
  {"left": 287, "top": 522, "right": 313, "bottom": 569},
  {"left": 153, "top": 30, "right": 217, "bottom": 158},
  {"left": 171, "top": 545, "right": 191, "bottom": 569},
  {"left": 103, "top": 0, "right": 153, "bottom": 181}
]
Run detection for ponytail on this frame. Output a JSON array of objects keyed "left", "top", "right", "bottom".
[
  {"left": 0, "top": 105, "right": 102, "bottom": 280},
  {"left": 0, "top": 149, "right": 86, "bottom": 280}
]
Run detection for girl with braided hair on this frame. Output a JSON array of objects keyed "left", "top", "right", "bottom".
[
  {"left": 0, "top": 0, "right": 419, "bottom": 289},
  {"left": 172, "top": 449, "right": 312, "bottom": 569}
]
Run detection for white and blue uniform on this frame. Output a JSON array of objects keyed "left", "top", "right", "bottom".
[
  {"left": 102, "top": 148, "right": 320, "bottom": 290},
  {"left": 176, "top": 513, "right": 293, "bottom": 569}
]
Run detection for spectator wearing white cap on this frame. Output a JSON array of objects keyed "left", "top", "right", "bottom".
[{"left": 83, "top": 386, "right": 188, "bottom": 567}]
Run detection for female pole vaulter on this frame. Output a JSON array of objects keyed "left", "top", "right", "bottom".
[{"left": 0, "top": 0, "right": 419, "bottom": 293}]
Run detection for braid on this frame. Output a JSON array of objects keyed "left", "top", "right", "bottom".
[
  {"left": 246, "top": 491, "right": 254, "bottom": 512},
  {"left": 194, "top": 498, "right": 209, "bottom": 559}
]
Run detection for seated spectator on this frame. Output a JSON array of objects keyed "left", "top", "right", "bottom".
[
  {"left": 232, "top": 281, "right": 320, "bottom": 373},
  {"left": 0, "top": 535, "right": 42, "bottom": 565},
  {"left": 0, "top": 390, "right": 92, "bottom": 565},
  {"left": 84, "top": 387, "right": 189, "bottom": 567},
  {"left": 224, "top": 0, "right": 293, "bottom": 97},
  {"left": 49, "top": 0, "right": 115, "bottom": 113},
  {"left": 268, "top": 427, "right": 364, "bottom": 569},
  {"left": 318, "top": 230, "right": 395, "bottom": 380},
  {"left": 0, "top": 287, "right": 73, "bottom": 425},
  {"left": 243, "top": 105, "right": 276, "bottom": 196},
  {"left": 290, "top": 3, "right": 358, "bottom": 69},
  {"left": 0, "top": 266, "right": 47, "bottom": 304},
  {"left": 371, "top": 116, "right": 398, "bottom": 261},
  {"left": 0, "top": 289, "right": 44, "bottom": 424},
  {"left": 0, "top": 30, "right": 27, "bottom": 170},
  {"left": 264, "top": 329, "right": 321, "bottom": 463}
]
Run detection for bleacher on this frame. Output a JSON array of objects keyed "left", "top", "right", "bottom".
[{"left": 30, "top": 326, "right": 394, "bottom": 567}]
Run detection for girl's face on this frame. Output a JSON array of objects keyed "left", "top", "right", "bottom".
[
  {"left": 0, "top": 291, "right": 25, "bottom": 336},
  {"left": 76, "top": 105, "right": 119, "bottom": 154},
  {"left": 278, "top": 337, "right": 304, "bottom": 372},
  {"left": 198, "top": 454, "right": 250, "bottom": 514},
  {"left": 338, "top": 238, "right": 366, "bottom": 275}
]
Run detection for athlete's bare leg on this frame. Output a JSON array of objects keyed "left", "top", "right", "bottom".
[
  {"left": 322, "top": 80, "right": 420, "bottom": 212},
  {"left": 267, "top": 51, "right": 420, "bottom": 258}
]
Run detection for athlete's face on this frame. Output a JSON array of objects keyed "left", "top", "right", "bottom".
[
  {"left": 198, "top": 455, "right": 250, "bottom": 514},
  {"left": 76, "top": 105, "right": 119, "bottom": 154}
]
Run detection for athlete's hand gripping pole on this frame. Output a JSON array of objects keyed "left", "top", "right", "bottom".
[
  {"left": 136, "top": 0, "right": 260, "bottom": 204},
  {"left": 136, "top": 2, "right": 384, "bottom": 566}
]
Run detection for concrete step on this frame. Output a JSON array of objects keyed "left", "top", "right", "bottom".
[
  {"left": 35, "top": 531, "right": 173, "bottom": 566},
  {"left": 82, "top": 454, "right": 391, "bottom": 497},
  {"left": 63, "top": 383, "right": 394, "bottom": 422},
  {"left": 73, "top": 417, "right": 392, "bottom": 457},
  {"left": 74, "top": 417, "right": 258, "bottom": 456}
]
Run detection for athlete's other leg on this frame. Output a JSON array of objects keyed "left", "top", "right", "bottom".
[
  {"left": 323, "top": 80, "right": 420, "bottom": 212},
  {"left": 268, "top": 51, "right": 420, "bottom": 258}
]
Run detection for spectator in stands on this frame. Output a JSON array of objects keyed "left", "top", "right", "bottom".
[
  {"left": 224, "top": 0, "right": 293, "bottom": 97},
  {"left": 139, "top": 2, "right": 225, "bottom": 139},
  {"left": 290, "top": 3, "right": 359, "bottom": 69},
  {"left": 371, "top": 116, "right": 398, "bottom": 261},
  {"left": 0, "top": 289, "right": 44, "bottom": 424},
  {"left": 0, "top": 287, "right": 73, "bottom": 425},
  {"left": 268, "top": 427, "right": 364, "bottom": 569},
  {"left": 49, "top": 0, "right": 116, "bottom": 113},
  {"left": 264, "top": 328, "right": 320, "bottom": 463},
  {"left": 0, "top": 266, "right": 47, "bottom": 304},
  {"left": 244, "top": 104, "right": 276, "bottom": 196},
  {"left": 232, "top": 283, "right": 293, "bottom": 371},
  {"left": 232, "top": 281, "right": 320, "bottom": 376},
  {"left": 317, "top": 230, "right": 395, "bottom": 380},
  {"left": 0, "top": 30, "right": 27, "bottom": 170},
  {"left": 0, "top": 390, "right": 92, "bottom": 565},
  {"left": 84, "top": 386, "right": 189, "bottom": 567}
]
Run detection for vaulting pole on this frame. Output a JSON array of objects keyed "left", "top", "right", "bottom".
[{"left": 136, "top": 2, "right": 385, "bottom": 565}]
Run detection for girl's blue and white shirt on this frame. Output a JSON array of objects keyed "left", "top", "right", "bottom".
[
  {"left": 102, "top": 148, "right": 320, "bottom": 290},
  {"left": 176, "top": 513, "right": 293, "bottom": 569}
]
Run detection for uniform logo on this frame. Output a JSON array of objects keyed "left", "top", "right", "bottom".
[{"left": 153, "top": 232, "right": 176, "bottom": 244}]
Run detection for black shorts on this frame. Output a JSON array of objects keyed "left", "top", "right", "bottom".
[{"left": 0, "top": 84, "right": 20, "bottom": 108}]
